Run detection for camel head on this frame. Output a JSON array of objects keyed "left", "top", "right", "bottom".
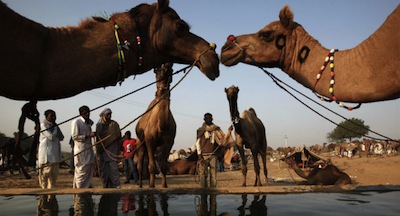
[
  {"left": 220, "top": 5, "right": 298, "bottom": 69},
  {"left": 225, "top": 85, "right": 240, "bottom": 122},
  {"left": 133, "top": 0, "right": 220, "bottom": 80},
  {"left": 155, "top": 63, "right": 173, "bottom": 97}
]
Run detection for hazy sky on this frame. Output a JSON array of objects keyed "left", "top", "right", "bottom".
[{"left": 1, "top": 0, "right": 399, "bottom": 152}]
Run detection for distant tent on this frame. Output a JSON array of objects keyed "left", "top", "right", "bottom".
[{"left": 282, "top": 146, "right": 328, "bottom": 169}]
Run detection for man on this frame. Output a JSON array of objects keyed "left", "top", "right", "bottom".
[
  {"left": 71, "top": 105, "right": 96, "bottom": 188},
  {"left": 38, "top": 109, "right": 64, "bottom": 189},
  {"left": 96, "top": 108, "right": 122, "bottom": 188},
  {"left": 122, "top": 131, "right": 139, "bottom": 184},
  {"left": 196, "top": 113, "right": 234, "bottom": 187}
]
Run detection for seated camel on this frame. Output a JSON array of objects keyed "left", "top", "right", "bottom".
[
  {"left": 167, "top": 159, "right": 197, "bottom": 175},
  {"left": 285, "top": 157, "right": 351, "bottom": 185}
]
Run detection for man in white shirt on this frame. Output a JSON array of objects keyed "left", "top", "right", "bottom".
[{"left": 71, "top": 105, "right": 96, "bottom": 188}]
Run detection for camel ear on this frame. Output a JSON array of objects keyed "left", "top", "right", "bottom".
[
  {"left": 157, "top": 0, "right": 170, "bottom": 12},
  {"left": 279, "top": 5, "right": 294, "bottom": 29}
]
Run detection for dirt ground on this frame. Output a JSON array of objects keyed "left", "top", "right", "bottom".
[{"left": 0, "top": 153, "right": 399, "bottom": 195}]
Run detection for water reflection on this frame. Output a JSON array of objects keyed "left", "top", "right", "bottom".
[
  {"left": 237, "top": 194, "right": 268, "bottom": 216},
  {"left": 98, "top": 194, "right": 121, "bottom": 216},
  {"left": 36, "top": 194, "right": 58, "bottom": 216},
  {"left": 135, "top": 193, "right": 169, "bottom": 215},
  {"left": 195, "top": 194, "right": 218, "bottom": 216},
  {"left": 35, "top": 193, "right": 268, "bottom": 215},
  {"left": 73, "top": 194, "right": 94, "bottom": 216},
  {"left": 13, "top": 191, "right": 400, "bottom": 215},
  {"left": 121, "top": 194, "right": 136, "bottom": 214}
]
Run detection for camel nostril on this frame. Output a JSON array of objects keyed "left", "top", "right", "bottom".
[{"left": 227, "top": 35, "right": 235, "bottom": 42}]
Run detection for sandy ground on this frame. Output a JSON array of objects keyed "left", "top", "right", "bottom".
[{"left": 0, "top": 153, "right": 399, "bottom": 195}]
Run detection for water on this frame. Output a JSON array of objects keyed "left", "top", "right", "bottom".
[{"left": 0, "top": 191, "right": 399, "bottom": 215}]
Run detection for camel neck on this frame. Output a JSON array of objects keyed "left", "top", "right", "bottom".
[{"left": 283, "top": 5, "right": 400, "bottom": 102}]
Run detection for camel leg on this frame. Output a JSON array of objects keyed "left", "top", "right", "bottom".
[
  {"left": 15, "top": 101, "right": 40, "bottom": 179},
  {"left": 260, "top": 152, "right": 268, "bottom": 186},
  {"left": 136, "top": 145, "right": 145, "bottom": 188},
  {"left": 251, "top": 150, "right": 261, "bottom": 186},
  {"left": 158, "top": 146, "right": 171, "bottom": 188},
  {"left": 158, "top": 155, "right": 167, "bottom": 188},
  {"left": 146, "top": 141, "right": 156, "bottom": 188},
  {"left": 236, "top": 144, "right": 247, "bottom": 187}
]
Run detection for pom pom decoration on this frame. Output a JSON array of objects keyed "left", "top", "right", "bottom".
[
  {"left": 227, "top": 35, "right": 236, "bottom": 42},
  {"left": 209, "top": 43, "right": 216, "bottom": 50}
]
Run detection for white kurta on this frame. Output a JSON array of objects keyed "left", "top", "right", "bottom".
[
  {"left": 38, "top": 121, "right": 63, "bottom": 189},
  {"left": 71, "top": 116, "right": 95, "bottom": 188},
  {"left": 38, "top": 123, "right": 62, "bottom": 165}
]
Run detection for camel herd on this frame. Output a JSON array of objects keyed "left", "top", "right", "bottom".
[{"left": 0, "top": 1, "right": 399, "bottom": 187}]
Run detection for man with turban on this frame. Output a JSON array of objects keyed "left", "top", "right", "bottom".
[{"left": 96, "top": 108, "right": 122, "bottom": 188}]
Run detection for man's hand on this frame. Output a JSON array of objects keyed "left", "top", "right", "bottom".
[{"left": 198, "top": 153, "right": 204, "bottom": 162}]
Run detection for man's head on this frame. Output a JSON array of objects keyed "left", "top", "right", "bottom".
[
  {"left": 99, "top": 108, "right": 112, "bottom": 123},
  {"left": 79, "top": 105, "right": 90, "bottom": 121},
  {"left": 44, "top": 109, "right": 56, "bottom": 123},
  {"left": 124, "top": 131, "right": 131, "bottom": 139},
  {"left": 204, "top": 113, "right": 213, "bottom": 125}
]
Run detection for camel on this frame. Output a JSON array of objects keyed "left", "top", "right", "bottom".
[
  {"left": 225, "top": 85, "right": 268, "bottom": 186},
  {"left": 168, "top": 149, "right": 188, "bottom": 162},
  {"left": 1, "top": 0, "right": 219, "bottom": 179},
  {"left": 389, "top": 140, "right": 400, "bottom": 155},
  {"left": 284, "top": 157, "right": 351, "bottom": 185},
  {"left": 135, "top": 63, "right": 176, "bottom": 188},
  {"left": 167, "top": 158, "right": 197, "bottom": 175},
  {"left": 0, "top": 0, "right": 219, "bottom": 101},
  {"left": 221, "top": 5, "right": 400, "bottom": 104}
]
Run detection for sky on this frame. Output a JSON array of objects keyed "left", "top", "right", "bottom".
[{"left": 1, "top": 0, "right": 399, "bottom": 152}]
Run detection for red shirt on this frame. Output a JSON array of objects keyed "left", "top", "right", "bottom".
[{"left": 122, "top": 138, "right": 137, "bottom": 158}]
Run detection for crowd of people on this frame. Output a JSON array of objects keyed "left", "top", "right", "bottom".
[
  {"left": 37, "top": 106, "right": 233, "bottom": 189},
  {"left": 38, "top": 106, "right": 139, "bottom": 189}
]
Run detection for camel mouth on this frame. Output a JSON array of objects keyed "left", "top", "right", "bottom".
[
  {"left": 220, "top": 42, "right": 244, "bottom": 66},
  {"left": 196, "top": 49, "right": 220, "bottom": 80}
]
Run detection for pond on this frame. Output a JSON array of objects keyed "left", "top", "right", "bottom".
[{"left": 0, "top": 191, "right": 399, "bottom": 215}]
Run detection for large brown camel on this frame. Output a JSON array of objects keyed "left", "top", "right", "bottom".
[
  {"left": 285, "top": 157, "right": 351, "bottom": 185},
  {"left": 0, "top": 0, "right": 219, "bottom": 101},
  {"left": 1, "top": 0, "right": 219, "bottom": 179},
  {"left": 225, "top": 85, "right": 268, "bottom": 186},
  {"left": 221, "top": 5, "right": 400, "bottom": 104},
  {"left": 135, "top": 63, "right": 176, "bottom": 188}
]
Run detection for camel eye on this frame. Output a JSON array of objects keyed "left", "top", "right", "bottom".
[
  {"left": 176, "top": 20, "right": 189, "bottom": 34},
  {"left": 260, "top": 31, "right": 274, "bottom": 42}
]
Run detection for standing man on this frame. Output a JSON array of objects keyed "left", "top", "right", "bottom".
[
  {"left": 38, "top": 109, "right": 64, "bottom": 189},
  {"left": 122, "top": 131, "right": 139, "bottom": 184},
  {"left": 96, "top": 108, "right": 122, "bottom": 188},
  {"left": 196, "top": 113, "right": 234, "bottom": 187},
  {"left": 71, "top": 105, "right": 96, "bottom": 188}
]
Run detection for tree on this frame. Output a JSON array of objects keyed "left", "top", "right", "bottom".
[{"left": 327, "top": 118, "right": 369, "bottom": 143}]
